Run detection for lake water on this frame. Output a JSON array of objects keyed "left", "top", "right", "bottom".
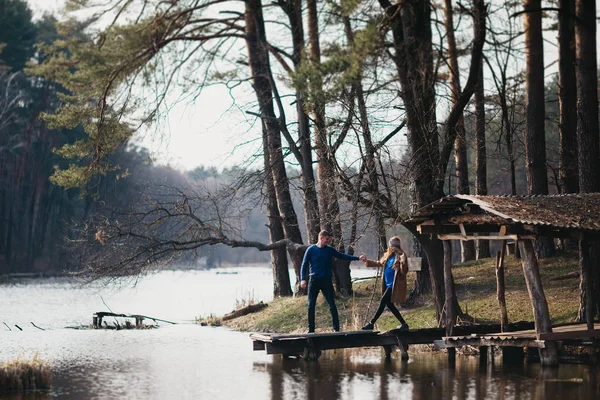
[{"left": 1, "top": 266, "right": 598, "bottom": 399}]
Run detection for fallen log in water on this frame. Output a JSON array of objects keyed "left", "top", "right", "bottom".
[{"left": 93, "top": 312, "right": 177, "bottom": 328}]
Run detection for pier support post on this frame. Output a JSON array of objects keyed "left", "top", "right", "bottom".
[
  {"left": 487, "top": 345, "right": 495, "bottom": 367},
  {"left": 479, "top": 346, "right": 488, "bottom": 367},
  {"left": 519, "top": 240, "right": 558, "bottom": 367},
  {"left": 539, "top": 342, "right": 558, "bottom": 367},
  {"left": 502, "top": 347, "right": 524, "bottom": 365},
  {"left": 396, "top": 338, "right": 409, "bottom": 361},
  {"left": 302, "top": 338, "right": 321, "bottom": 361},
  {"left": 383, "top": 345, "right": 392, "bottom": 361},
  {"left": 447, "top": 348, "right": 456, "bottom": 367}
]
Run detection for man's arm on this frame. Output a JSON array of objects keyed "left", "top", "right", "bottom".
[
  {"left": 300, "top": 247, "right": 311, "bottom": 287},
  {"left": 332, "top": 247, "right": 360, "bottom": 262}
]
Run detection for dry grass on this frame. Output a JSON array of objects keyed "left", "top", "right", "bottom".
[
  {"left": 224, "top": 250, "right": 582, "bottom": 333},
  {"left": 0, "top": 354, "right": 52, "bottom": 392}
]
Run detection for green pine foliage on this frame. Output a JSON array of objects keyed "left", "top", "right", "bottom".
[{"left": 27, "top": 8, "right": 190, "bottom": 190}]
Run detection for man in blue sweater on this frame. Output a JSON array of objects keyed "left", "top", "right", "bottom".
[{"left": 300, "top": 230, "right": 366, "bottom": 333}]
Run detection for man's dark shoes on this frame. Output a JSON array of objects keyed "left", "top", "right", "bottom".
[
  {"left": 361, "top": 322, "right": 374, "bottom": 330},
  {"left": 397, "top": 323, "right": 409, "bottom": 332}
]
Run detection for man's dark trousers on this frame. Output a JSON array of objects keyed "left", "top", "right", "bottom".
[{"left": 307, "top": 277, "right": 339, "bottom": 332}]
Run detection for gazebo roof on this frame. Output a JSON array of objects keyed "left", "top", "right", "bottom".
[{"left": 405, "top": 193, "right": 600, "bottom": 240}]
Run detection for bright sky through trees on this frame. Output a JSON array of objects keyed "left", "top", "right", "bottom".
[{"left": 27, "top": 0, "right": 264, "bottom": 171}]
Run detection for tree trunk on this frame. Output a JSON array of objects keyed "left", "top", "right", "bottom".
[
  {"left": 474, "top": 58, "right": 491, "bottom": 259},
  {"left": 575, "top": 0, "right": 600, "bottom": 322},
  {"left": 245, "top": 0, "right": 305, "bottom": 289},
  {"left": 26, "top": 174, "right": 43, "bottom": 272},
  {"left": 556, "top": 0, "right": 579, "bottom": 251},
  {"left": 280, "top": 0, "right": 321, "bottom": 244},
  {"left": 558, "top": 0, "right": 579, "bottom": 195},
  {"left": 524, "top": 0, "right": 554, "bottom": 258},
  {"left": 262, "top": 125, "right": 292, "bottom": 297},
  {"left": 380, "top": 0, "right": 442, "bottom": 318},
  {"left": 575, "top": 0, "right": 600, "bottom": 194},
  {"left": 444, "top": 0, "right": 475, "bottom": 262},
  {"left": 408, "top": 239, "right": 432, "bottom": 301},
  {"left": 307, "top": 0, "right": 352, "bottom": 295}
]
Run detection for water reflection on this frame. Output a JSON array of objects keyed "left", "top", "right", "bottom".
[{"left": 254, "top": 349, "right": 600, "bottom": 400}]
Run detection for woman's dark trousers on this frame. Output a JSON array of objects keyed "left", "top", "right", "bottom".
[{"left": 370, "top": 287, "right": 406, "bottom": 324}]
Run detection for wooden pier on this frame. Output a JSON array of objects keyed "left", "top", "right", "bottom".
[
  {"left": 250, "top": 321, "right": 535, "bottom": 361},
  {"left": 435, "top": 323, "right": 600, "bottom": 365}
]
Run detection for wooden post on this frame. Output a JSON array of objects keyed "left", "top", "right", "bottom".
[
  {"left": 396, "top": 338, "right": 409, "bottom": 361},
  {"left": 92, "top": 315, "right": 98, "bottom": 328},
  {"left": 446, "top": 348, "right": 456, "bottom": 368},
  {"left": 487, "top": 345, "right": 495, "bottom": 367},
  {"left": 443, "top": 240, "right": 455, "bottom": 336},
  {"left": 479, "top": 345, "right": 488, "bottom": 366},
  {"left": 302, "top": 338, "right": 321, "bottom": 361},
  {"left": 496, "top": 242, "right": 509, "bottom": 332},
  {"left": 580, "top": 239, "right": 597, "bottom": 364},
  {"left": 518, "top": 239, "right": 558, "bottom": 366},
  {"left": 383, "top": 345, "right": 392, "bottom": 361},
  {"left": 580, "top": 239, "right": 594, "bottom": 331},
  {"left": 502, "top": 347, "right": 525, "bottom": 365}
]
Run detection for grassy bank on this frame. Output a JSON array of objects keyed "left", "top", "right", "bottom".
[
  {"left": 223, "top": 250, "right": 581, "bottom": 333},
  {"left": 0, "top": 355, "right": 52, "bottom": 392}
]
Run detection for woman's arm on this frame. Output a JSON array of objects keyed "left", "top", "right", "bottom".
[
  {"left": 399, "top": 254, "right": 408, "bottom": 274},
  {"left": 365, "top": 259, "right": 383, "bottom": 268}
]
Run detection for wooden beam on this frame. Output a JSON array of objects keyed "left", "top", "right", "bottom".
[
  {"left": 440, "top": 338, "right": 546, "bottom": 348},
  {"left": 438, "top": 234, "right": 535, "bottom": 241},
  {"left": 518, "top": 239, "right": 558, "bottom": 366},
  {"left": 443, "top": 240, "right": 455, "bottom": 336},
  {"left": 496, "top": 241, "right": 509, "bottom": 332},
  {"left": 538, "top": 329, "right": 600, "bottom": 341}
]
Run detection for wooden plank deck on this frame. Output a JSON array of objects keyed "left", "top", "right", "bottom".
[
  {"left": 438, "top": 323, "right": 600, "bottom": 349},
  {"left": 250, "top": 321, "right": 536, "bottom": 360}
]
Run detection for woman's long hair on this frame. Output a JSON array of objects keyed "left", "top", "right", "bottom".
[
  {"left": 379, "top": 247, "right": 396, "bottom": 264},
  {"left": 379, "top": 236, "right": 403, "bottom": 265}
]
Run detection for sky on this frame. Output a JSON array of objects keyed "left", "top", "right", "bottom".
[{"left": 25, "top": 0, "right": 597, "bottom": 172}]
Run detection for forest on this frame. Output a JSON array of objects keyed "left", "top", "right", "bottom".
[{"left": 0, "top": 0, "right": 598, "bottom": 324}]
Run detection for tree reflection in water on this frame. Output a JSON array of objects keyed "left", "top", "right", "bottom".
[{"left": 254, "top": 348, "right": 600, "bottom": 400}]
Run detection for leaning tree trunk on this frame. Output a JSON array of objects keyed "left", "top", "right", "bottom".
[
  {"left": 524, "top": 0, "right": 555, "bottom": 258},
  {"left": 575, "top": 0, "right": 600, "bottom": 322},
  {"left": 245, "top": 0, "right": 305, "bottom": 290},
  {"left": 474, "top": 58, "right": 491, "bottom": 259},
  {"left": 279, "top": 0, "right": 321, "bottom": 244},
  {"left": 444, "top": 0, "right": 475, "bottom": 262}
]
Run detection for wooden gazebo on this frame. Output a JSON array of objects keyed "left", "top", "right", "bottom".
[{"left": 404, "top": 193, "right": 600, "bottom": 366}]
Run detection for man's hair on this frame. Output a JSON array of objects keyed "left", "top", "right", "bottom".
[{"left": 318, "top": 230, "right": 332, "bottom": 238}]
